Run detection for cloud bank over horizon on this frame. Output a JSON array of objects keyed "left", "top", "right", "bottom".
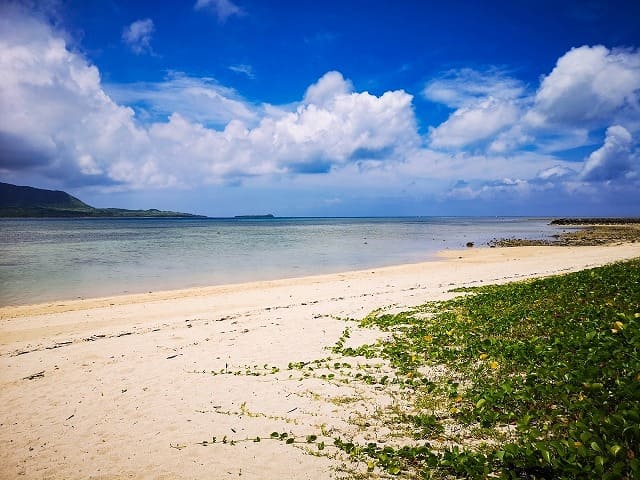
[{"left": 0, "top": 2, "right": 638, "bottom": 215}]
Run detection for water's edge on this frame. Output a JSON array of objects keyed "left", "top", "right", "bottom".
[{"left": 0, "top": 217, "right": 560, "bottom": 306}]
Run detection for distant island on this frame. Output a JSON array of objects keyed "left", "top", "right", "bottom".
[{"left": 0, "top": 182, "right": 204, "bottom": 218}]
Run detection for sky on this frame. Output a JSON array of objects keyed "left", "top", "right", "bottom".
[{"left": 1, "top": 0, "right": 639, "bottom": 217}]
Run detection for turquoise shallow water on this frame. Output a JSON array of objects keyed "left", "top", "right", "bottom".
[{"left": 0, "top": 217, "right": 561, "bottom": 306}]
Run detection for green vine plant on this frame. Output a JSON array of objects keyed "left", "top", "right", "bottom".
[{"left": 185, "top": 259, "right": 640, "bottom": 479}]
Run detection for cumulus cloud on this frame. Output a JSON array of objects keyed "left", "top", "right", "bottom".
[
  {"left": 425, "top": 47, "right": 640, "bottom": 203},
  {"left": 428, "top": 47, "right": 640, "bottom": 157},
  {"left": 527, "top": 45, "right": 640, "bottom": 130},
  {"left": 443, "top": 126, "right": 638, "bottom": 203},
  {"left": 425, "top": 69, "right": 526, "bottom": 149},
  {"left": 194, "top": 0, "right": 244, "bottom": 22},
  {"left": 580, "top": 125, "right": 637, "bottom": 181},
  {"left": 429, "top": 97, "right": 520, "bottom": 148},
  {"left": 258, "top": 80, "right": 418, "bottom": 172},
  {"left": 0, "top": 7, "right": 419, "bottom": 189},
  {"left": 303, "top": 71, "right": 354, "bottom": 107},
  {"left": 162, "top": 83, "right": 417, "bottom": 177},
  {"left": 357, "top": 47, "right": 639, "bottom": 208},
  {"left": 137, "top": 82, "right": 418, "bottom": 182},
  {"left": 0, "top": 6, "right": 150, "bottom": 185},
  {"left": 122, "top": 18, "right": 154, "bottom": 55}
]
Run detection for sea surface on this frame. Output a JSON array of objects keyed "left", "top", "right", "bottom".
[{"left": 0, "top": 217, "right": 563, "bottom": 306}]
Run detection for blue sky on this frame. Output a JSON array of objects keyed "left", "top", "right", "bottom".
[{"left": 1, "top": 0, "right": 639, "bottom": 216}]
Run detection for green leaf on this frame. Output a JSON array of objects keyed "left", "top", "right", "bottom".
[{"left": 541, "top": 449, "right": 551, "bottom": 464}]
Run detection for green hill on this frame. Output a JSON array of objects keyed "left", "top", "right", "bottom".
[{"left": 0, "top": 182, "right": 203, "bottom": 218}]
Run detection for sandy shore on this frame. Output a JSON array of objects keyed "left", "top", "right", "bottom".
[{"left": 1, "top": 244, "right": 639, "bottom": 479}]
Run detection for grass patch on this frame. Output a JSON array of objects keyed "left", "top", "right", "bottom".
[{"left": 331, "top": 258, "right": 640, "bottom": 478}]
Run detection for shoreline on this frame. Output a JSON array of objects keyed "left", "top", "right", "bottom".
[
  {"left": 1, "top": 241, "right": 636, "bottom": 320},
  {"left": 4, "top": 221, "right": 639, "bottom": 311},
  {"left": 2, "top": 242, "right": 640, "bottom": 479},
  {"left": 1, "top": 246, "right": 468, "bottom": 317},
  {"left": 0, "top": 216, "right": 564, "bottom": 308},
  {"left": 489, "top": 222, "right": 640, "bottom": 247},
  {"left": 0, "top": 249, "right": 445, "bottom": 313},
  {"left": 2, "top": 244, "right": 639, "bottom": 349}
]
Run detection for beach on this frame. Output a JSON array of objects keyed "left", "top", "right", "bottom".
[{"left": 1, "top": 243, "right": 639, "bottom": 479}]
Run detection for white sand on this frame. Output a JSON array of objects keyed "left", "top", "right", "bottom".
[{"left": 1, "top": 244, "right": 639, "bottom": 479}]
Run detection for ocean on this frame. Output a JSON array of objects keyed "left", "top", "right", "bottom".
[{"left": 0, "top": 217, "right": 562, "bottom": 306}]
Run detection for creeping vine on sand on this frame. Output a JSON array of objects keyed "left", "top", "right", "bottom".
[{"left": 187, "top": 259, "right": 640, "bottom": 479}]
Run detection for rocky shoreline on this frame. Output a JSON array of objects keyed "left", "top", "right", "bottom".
[
  {"left": 489, "top": 223, "right": 640, "bottom": 247},
  {"left": 550, "top": 217, "right": 640, "bottom": 225}
]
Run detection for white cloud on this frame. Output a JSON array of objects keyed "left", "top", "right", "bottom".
[
  {"left": 445, "top": 125, "right": 638, "bottom": 203},
  {"left": 139, "top": 81, "right": 419, "bottom": 183},
  {"left": 162, "top": 80, "right": 419, "bottom": 178},
  {"left": 490, "top": 125, "right": 592, "bottom": 155},
  {"left": 527, "top": 45, "right": 640, "bottom": 130},
  {"left": 536, "top": 165, "right": 575, "bottom": 181},
  {"left": 580, "top": 125, "right": 636, "bottom": 181},
  {"left": 445, "top": 177, "right": 533, "bottom": 200},
  {"left": 398, "top": 149, "right": 577, "bottom": 185},
  {"left": 303, "top": 71, "right": 353, "bottom": 107},
  {"left": 194, "top": 0, "right": 244, "bottom": 22},
  {"left": 425, "top": 69, "right": 526, "bottom": 149},
  {"left": 122, "top": 18, "right": 154, "bottom": 55},
  {"left": 427, "top": 47, "right": 640, "bottom": 156},
  {"left": 423, "top": 68, "right": 525, "bottom": 108},
  {"left": 0, "top": 6, "right": 152, "bottom": 186},
  {"left": 429, "top": 97, "right": 520, "bottom": 148},
  {"left": 258, "top": 85, "right": 418, "bottom": 172},
  {"left": 488, "top": 125, "right": 534, "bottom": 153},
  {"left": 105, "top": 73, "right": 258, "bottom": 127},
  {"left": 0, "top": 7, "right": 419, "bottom": 189},
  {"left": 228, "top": 64, "right": 255, "bottom": 78}
]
